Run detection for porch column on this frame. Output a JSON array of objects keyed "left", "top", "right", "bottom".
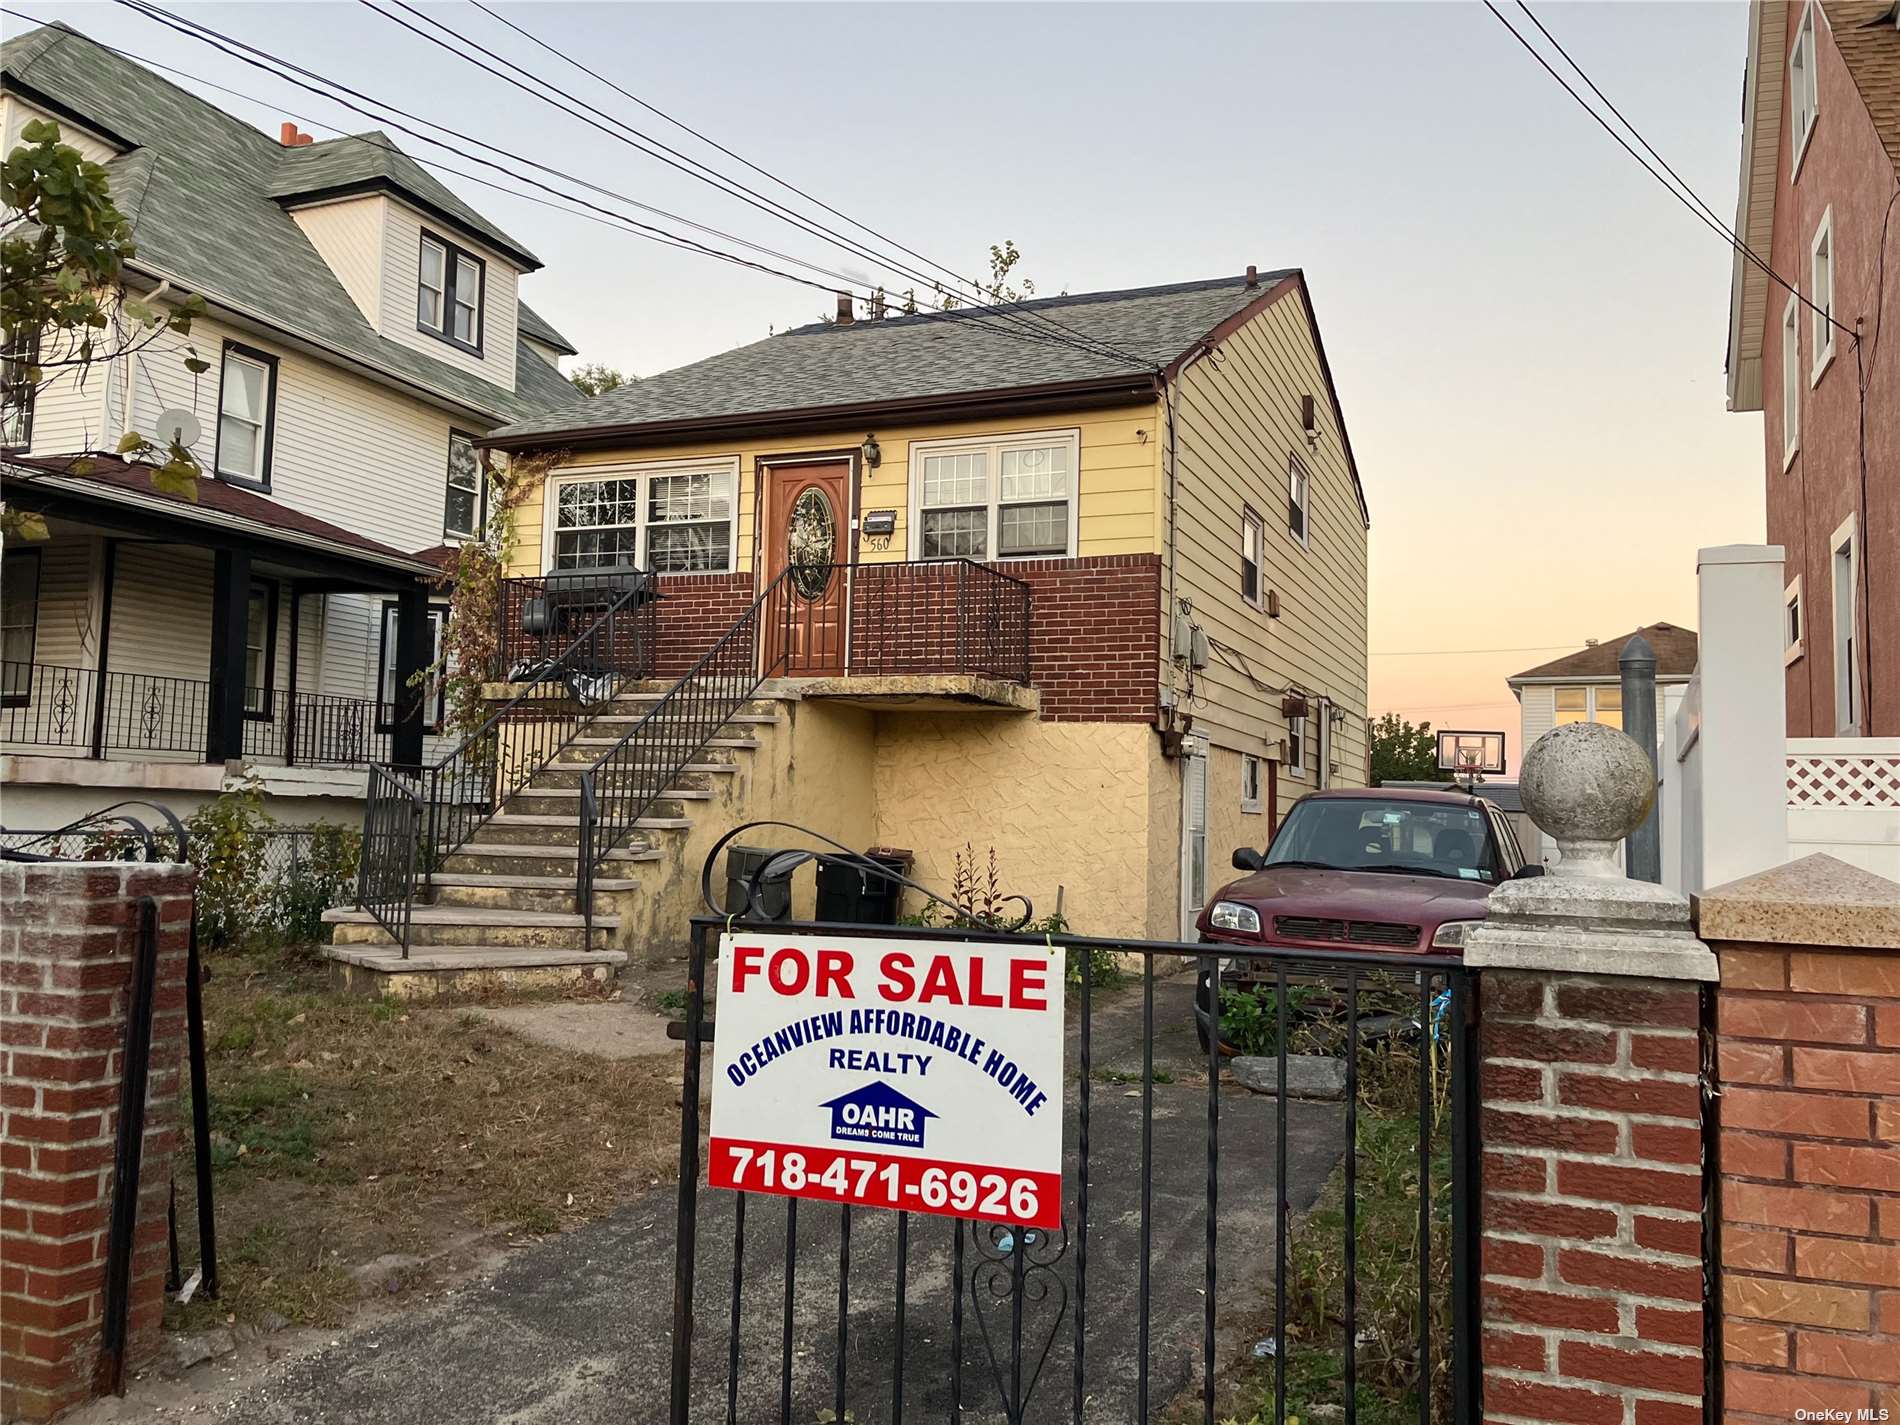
[
  {"left": 389, "top": 584, "right": 430, "bottom": 769},
  {"left": 205, "top": 548, "right": 251, "bottom": 763}
]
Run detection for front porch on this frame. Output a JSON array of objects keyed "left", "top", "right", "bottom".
[{"left": 2, "top": 456, "right": 443, "bottom": 823}]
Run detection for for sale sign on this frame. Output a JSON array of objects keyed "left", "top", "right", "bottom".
[{"left": 708, "top": 932, "right": 1066, "bottom": 1229}]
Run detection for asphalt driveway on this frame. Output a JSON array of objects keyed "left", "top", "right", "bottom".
[{"left": 221, "top": 972, "right": 1345, "bottom": 1424}]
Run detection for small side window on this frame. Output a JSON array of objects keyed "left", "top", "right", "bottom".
[{"left": 1241, "top": 753, "right": 1264, "bottom": 814}]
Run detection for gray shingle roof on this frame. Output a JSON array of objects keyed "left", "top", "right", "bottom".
[
  {"left": 516, "top": 301, "right": 577, "bottom": 355},
  {"left": 491, "top": 273, "right": 1298, "bottom": 442},
  {"left": 2, "top": 22, "right": 570, "bottom": 425},
  {"left": 1509, "top": 624, "right": 1700, "bottom": 682},
  {"left": 268, "top": 130, "right": 539, "bottom": 268}
]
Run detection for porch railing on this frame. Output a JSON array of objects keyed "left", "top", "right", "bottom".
[
  {"left": 356, "top": 575, "right": 652, "bottom": 953},
  {"left": 496, "top": 568, "right": 659, "bottom": 680},
  {"left": 0, "top": 661, "right": 385, "bottom": 768},
  {"left": 842, "top": 559, "right": 1032, "bottom": 684}
]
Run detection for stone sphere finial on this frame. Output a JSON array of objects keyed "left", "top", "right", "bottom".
[{"left": 1519, "top": 722, "right": 1656, "bottom": 879}]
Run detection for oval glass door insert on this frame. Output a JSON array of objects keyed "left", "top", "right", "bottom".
[{"left": 788, "top": 486, "right": 836, "bottom": 600}]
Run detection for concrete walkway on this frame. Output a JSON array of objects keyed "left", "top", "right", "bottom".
[{"left": 216, "top": 974, "right": 1346, "bottom": 1424}]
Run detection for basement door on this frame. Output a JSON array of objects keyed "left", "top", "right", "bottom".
[
  {"left": 1179, "top": 734, "right": 1209, "bottom": 939},
  {"left": 763, "top": 460, "right": 850, "bottom": 676}
]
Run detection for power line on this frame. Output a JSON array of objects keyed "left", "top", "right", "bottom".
[
  {"left": 359, "top": 0, "right": 1153, "bottom": 369},
  {"left": 1483, "top": 0, "right": 1853, "bottom": 341},
  {"left": 105, "top": 0, "right": 1120, "bottom": 362},
  {"left": 461, "top": 0, "right": 1159, "bottom": 369}
]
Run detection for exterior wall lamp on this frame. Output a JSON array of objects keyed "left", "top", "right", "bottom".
[{"left": 861, "top": 434, "right": 882, "bottom": 469}]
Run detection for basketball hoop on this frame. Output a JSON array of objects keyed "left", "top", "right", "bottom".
[{"left": 1436, "top": 730, "right": 1507, "bottom": 789}]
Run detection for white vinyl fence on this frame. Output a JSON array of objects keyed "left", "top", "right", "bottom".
[{"left": 1663, "top": 544, "right": 1900, "bottom": 894}]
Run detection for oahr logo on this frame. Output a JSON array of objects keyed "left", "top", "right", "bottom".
[{"left": 821, "top": 1080, "right": 936, "bottom": 1150}]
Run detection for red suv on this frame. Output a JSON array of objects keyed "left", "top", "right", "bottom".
[{"left": 1197, "top": 786, "right": 1535, "bottom": 971}]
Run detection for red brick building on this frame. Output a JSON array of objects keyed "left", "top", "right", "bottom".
[{"left": 1726, "top": 1, "right": 1900, "bottom": 736}]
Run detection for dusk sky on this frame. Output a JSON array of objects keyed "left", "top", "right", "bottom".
[{"left": 11, "top": 0, "right": 1768, "bottom": 759}]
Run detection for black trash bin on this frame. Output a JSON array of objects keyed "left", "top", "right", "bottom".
[
  {"left": 815, "top": 849, "right": 913, "bottom": 925},
  {"left": 725, "top": 845, "right": 793, "bottom": 921}
]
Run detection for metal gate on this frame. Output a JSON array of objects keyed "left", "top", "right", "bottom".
[{"left": 669, "top": 915, "right": 1481, "bottom": 1424}]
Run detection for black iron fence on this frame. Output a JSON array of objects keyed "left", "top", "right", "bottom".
[
  {"left": 669, "top": 917, "right": 1480, "bottom": 1424},
  {"left": 844, "top": 560, "right": 1032, "bottom": 684},
  {"left": 0, "top": 661, "right": 385, "bottom": 768}
]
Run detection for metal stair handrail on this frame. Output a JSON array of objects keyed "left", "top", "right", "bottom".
[
  {"left": 356, "top": 578, "right": 653, "bottom": 951},
  {"left": 575, "top": 568, "right": 798, "bottom": 935}
]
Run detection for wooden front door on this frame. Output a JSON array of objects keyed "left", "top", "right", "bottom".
[{"left": 763, "top": 461, "right": 850, "bottom": 675}]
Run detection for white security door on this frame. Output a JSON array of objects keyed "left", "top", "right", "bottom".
[{"left": 1180, "top": 736, "right": 1209, "bottom": 939}]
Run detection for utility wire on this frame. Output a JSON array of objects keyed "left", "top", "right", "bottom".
[
  {"left": 106, "top": 0, "right": 1126, "bottom": 361},
  {"left": 1483, "top": 0, "right": 1853, "bottom": 341},
  {"left": 462, "top": 0, "right": 1160, "bottom": 368},
  {"left": 363, "top": 0, "right": 1153, "bottom": 369}
]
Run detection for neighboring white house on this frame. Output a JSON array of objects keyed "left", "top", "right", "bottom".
[
  {"left": 0, "top": 21, "right": 580, "bottom": 829},
  {"left": 1508, "top": 623, "right": 1699, "bottom": 753}
]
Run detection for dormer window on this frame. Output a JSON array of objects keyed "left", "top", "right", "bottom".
[{"left": 417, "top": 231, "right": 483, "bottom": 354}]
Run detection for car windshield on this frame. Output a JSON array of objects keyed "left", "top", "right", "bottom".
[{"left": 1263, "top": 798, "right": 1500, "bottom": 883}]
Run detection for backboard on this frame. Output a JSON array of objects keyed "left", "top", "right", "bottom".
[{"left": 1436, "top": 729, "right": 1506, "bottom": 777}]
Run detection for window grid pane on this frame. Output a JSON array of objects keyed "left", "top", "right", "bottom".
[
  {"left": 998, "top": 501, "right": 1065, "bottom": 556},
  {"left": 920, "top": 508, "right": 986, "bottom": 559},
  {"left": 998, "top": 445, "right": 1069, "bottom": 501},
  {"left": 921, "top": 452, "right": 989, "bottom": 508}
]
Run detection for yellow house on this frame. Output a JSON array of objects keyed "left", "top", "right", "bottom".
[{"left": 460, "top": 269, "right": 1370, "bottom": 953}]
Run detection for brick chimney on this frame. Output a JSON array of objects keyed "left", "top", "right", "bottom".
[
  {"left": 1245, "top": 264, "right": 1259, "bottom": 288},
  {"left": 835, "top": 292, "right": 854, "bottom": 325},
  {"left": 279, "top": 122, "right": 314, "bottom": 147}
]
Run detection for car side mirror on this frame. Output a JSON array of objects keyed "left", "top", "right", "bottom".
[
  {"left": 1511, "top": 863, "right": 1546, "bottom": 880},
  {"left": 1232, "top": 848, "right": 1264, "bottom": 872}
]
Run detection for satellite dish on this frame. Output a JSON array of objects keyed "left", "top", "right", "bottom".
[{"left": 154, "top": 408, "right": 201, "bottom": 450}]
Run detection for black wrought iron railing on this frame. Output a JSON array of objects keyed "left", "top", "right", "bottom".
[
  {"left": 355, "top": 576, "right": 651, "bottom": 952},
  {"left": 496, "top": 567, "right": 659, "bottom": 680},
  {"left": 0, "top": 661, "right": 385, "bottom": 767},
  {"left": 576, "top": 569, "right": 797, "bottom": 934},
  {"left": 844, "top": 559, "right": 1032, "bottom": 684}
]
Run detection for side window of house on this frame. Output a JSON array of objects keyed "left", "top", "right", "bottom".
[
  {"left": 1, "top": 330, "right": 37, "bottom": 451},
  {"left": 1785, "top": 578, "right": 1804, "bottom": 663},
  {"left": 1810, "top": 209, "right": 1835, "bottom": 381},
  {"left": 1287, "top": 454, "right": 1311, "bottom": 547},
  {"left": 378, "top": 604, "right": 447, "bottom": 731},
  {"left": 913, "top": 432, "right": 1076, "bottom": 561},
  {"left": 1790, "top": 4, "right": 1819, "bottom": 170},
  {"left": 444, "top": 431, "right": 486, "bottom": 540},
  {"left": 1554, "top": 684, "right": 1622, "bottom": 730},
  {"left": 1241, "top": 753, "right": 1264, "bottom": 814},
  {"left": 550, "top": 467, "right": 736, "bottom": 573},
  {"left": 1781, "top": 294, "right": 1801, "bottom": 466},
  {"left": 418, "top": 232, "right": 484, "bottom": 353},
  {"left": 1286, "top": 714, "right": 1306, "bottom": 779},
  {"left": 244, "top": 582, "right": 276, "bottom": 715},
  {"left": 216, "top": 343, "right": 277, "bottom": 487},
  {"left": 1, "top": 547, "right": 43, "bottom": 704},
  {"left": 1240, "top": 508, "right": 1265, "bottom": 607}
]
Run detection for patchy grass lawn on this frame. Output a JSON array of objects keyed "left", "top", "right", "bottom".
[{"left": 167, "top": 946, "right": 683, "bottom": 1333}]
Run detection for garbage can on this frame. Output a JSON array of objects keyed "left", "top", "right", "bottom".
[
  {"left": 725, "top": 844, "right": 792, "bottom": 921},
  {"left": 815, "top": 848, "right": 913, "bottom": 925}
]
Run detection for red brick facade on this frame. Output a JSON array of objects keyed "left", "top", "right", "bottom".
[
  {"left": 1477, "top": 970, "right": 1707, "bottom": 1425},
  {"left": 0, "top": 861, "right": 194, "bottom": 1421},
  {"left": 652, "top": 572, "right": 756, "bottom": 679},
  {"left": 1752, "top": 2, "right": 1900, "bottom": 735},
  {"left": 1712, "top": 938, "right": 1900, "bottom": 1420}
]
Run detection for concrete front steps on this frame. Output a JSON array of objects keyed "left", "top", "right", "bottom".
[{"left": 321, "top": 685, "right": 788, "bottom": 995}]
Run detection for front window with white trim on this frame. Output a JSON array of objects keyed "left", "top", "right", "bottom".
[
  {"left": 550, "top": 463, "right": 736, "bottom": 573},
  {"left": 1790, "top": 4, "right": 1819, "bottom": 173},
  {"left": 1810, "top": 209, "right": 1835, "bottom": 382},
  {"left": 1781, "top": 293, "right": 1801, "bottom": 465},
  {"left": 910, "top": 431, "right": 1077, "bottom": 561}
]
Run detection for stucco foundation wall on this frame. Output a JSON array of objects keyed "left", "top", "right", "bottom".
[{"left": 871, "top": 716, "right": 1157, "bottom": 939}]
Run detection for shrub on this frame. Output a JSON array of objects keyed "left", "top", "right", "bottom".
[
  {"left": 275, "top": 823, "right": 361, "bottom": 944},
  {"left": 186, "top": 782, "right": 275, "bottom": 950}
]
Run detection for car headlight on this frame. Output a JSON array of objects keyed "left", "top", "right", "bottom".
[
  {"left": 1431, "top": 919, "right": 1480, "bottom": 950},
  {"left": 1209, "top": 901, "right": 1261, "bottom": 934}
]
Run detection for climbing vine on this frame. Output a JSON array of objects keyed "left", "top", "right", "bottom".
[{"left": 430, "top": 448, "right": 566, "bottom": 746}]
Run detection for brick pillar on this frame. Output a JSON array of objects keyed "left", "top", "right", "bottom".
[
  {"left": 1477, "top": 969, "right": 1710, "bottom": 1425},
  {"left": 0, "top": 860, "right": 195, "bottom": 1421},
  {"left": 1700, "top": 854, "right": 1900, "bottom": 1423}
]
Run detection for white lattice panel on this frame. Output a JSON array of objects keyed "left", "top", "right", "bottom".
[{"left": 1786, "top": 754, "right": 1900, "bottom": 808}]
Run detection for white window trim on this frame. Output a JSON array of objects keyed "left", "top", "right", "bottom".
[
  {"left": 1553, "top": 683, "right": 1625, "bottom": 725},
  {"left": 1810, "top": 208, "right": 1836, "bottom": 386},
  {"left": 1241, "top": 753, "right": 1264, "bottom": 815},
  {"left": 1781, "top": 292, "right": 1802, "bottom": 470},
  {"left": 1831, "top": 512, "right": 1858, "bottom": 735},
  {"left": 1241, "top": 506, "right": 1266, "bottom": 610},
  {"left": 540, "top": 456, "right": 742, "bottom": 575},
  {"left": 1287, "top": 454, "right": 1312, "bottom": 550},
  {"left": 1785, "top": 574, "right": 1805, "bottom": 666},
  {"left": 1285, "top": 713, "right": 1307, "bottom": 780},
  {"left": 1790, "top": 2, "right": 1821, "bottom": 181},
  {"left": 906, "top": 428, "right": 1081, "bottom": 563}
]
